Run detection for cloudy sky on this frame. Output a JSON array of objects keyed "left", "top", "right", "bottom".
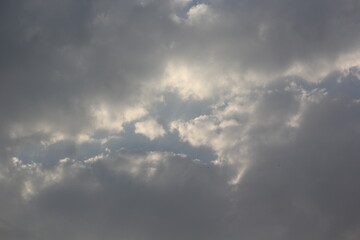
[{"left": 1, "top": 0, "right": 360, "bottom": 239}]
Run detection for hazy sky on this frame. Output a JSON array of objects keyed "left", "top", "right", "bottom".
[{"left": 1, "top": 0, "right": 360, "bottom": 239}]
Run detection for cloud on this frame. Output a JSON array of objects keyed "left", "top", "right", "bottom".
[
  {"left": 0, "top": 149, "right": 231, "bottom": 240},
  {"left": 1, "top": 0, "right": 359, "bottom": 147},
  {"left": 135, "top": 119, "right": 166, "bottom": 140},
  {"left": 1, "top": 74, "right": 360, "bottom": 239},
  {"left": 1, "top": 0, "right": 360, "bottom": 239},
  {"left": 2, "top": 79, "right": 360, "bottom": 239}
]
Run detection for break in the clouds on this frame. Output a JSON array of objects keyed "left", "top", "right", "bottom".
[{"left": 1, "top": 0, "right": 360, "bottom": 239}]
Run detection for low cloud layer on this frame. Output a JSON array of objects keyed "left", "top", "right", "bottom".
[{"left": 1, "top": 0, "right": 360, "bottom": 239}]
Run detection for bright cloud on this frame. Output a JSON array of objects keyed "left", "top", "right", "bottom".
[{"left": 135, "top": 119, "right": 166, "bottom": 140}]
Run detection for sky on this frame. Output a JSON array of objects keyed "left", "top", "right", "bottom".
[{"left": 1, "top": 0, "right": 360, "bottom": 239}]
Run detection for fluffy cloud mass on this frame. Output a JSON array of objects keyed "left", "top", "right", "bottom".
[{"left": 1, "top": 0, "right": 360, "bottom": 239}]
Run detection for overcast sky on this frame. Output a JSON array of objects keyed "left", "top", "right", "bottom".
[{"left": 1, "top": 0, "right": 360, "bottom": 239}]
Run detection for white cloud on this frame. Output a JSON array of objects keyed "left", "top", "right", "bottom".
[
  {"left": 186, "top": 3, "right": 217, "bottom": 25},
  {"left": 135, "top": 119, "right": 166, "bottom": 140},
  {"left": 91, "top": 103, "right": 148, "bottom": 133}
]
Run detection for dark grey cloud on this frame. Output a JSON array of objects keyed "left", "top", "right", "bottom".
[
  {"left": 0, "top": 73, "right": 359, "bottom": 240},
  {"left": 0, "top": 0, "right": 175, "bottom": 142},
  {"left": 0, "top": 150, "right": 232, "bottom": 240},
  {"left": 1, "top": 0, "right": 360, "bottom": 239},
  {"left": 1, "top": 0, "right": 359, "bottom": 146},
  {"left": 173, "top": 0, "right": 360, "bottom": 73},
  {"left": 234, "top": 99, "right": 360, "bottom": 240}
]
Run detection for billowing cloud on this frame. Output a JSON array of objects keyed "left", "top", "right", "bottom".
[
  {"left": 1, "top": 0, "right": 360, "bottom": 239},
  {"left": 135, "top": 119, "right": 166, "bottom": 140}
]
